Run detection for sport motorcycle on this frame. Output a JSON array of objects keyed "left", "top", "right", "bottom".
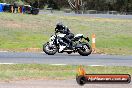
[{"left": 43, "top": 30, "right": 92, "bottom": 56}]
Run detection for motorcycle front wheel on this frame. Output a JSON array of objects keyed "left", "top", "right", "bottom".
[
  {"left": 43, "top": 42, "right": 58, "bottom": 55},
  {"left": 78, "top": 44, "right": 92, "bottom": 56}
]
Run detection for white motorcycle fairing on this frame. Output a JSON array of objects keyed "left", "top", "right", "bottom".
[
  {"left": 57, "top": 34, "right": 66, "bottom": 52},
  {"left": 49, "top": 34, "right": 84, "bottom": 52},
  {"left": 74, "top": 34, "right": 83, "bottom": 38},
  {"left": 59, "top": 45, "right": 66, "bottom": 52},
  {"left": 57, "top": 34, "right": 66, "bottom": 37},
  {"left": 49, "top": 34, "right": 66, "bottom": 52}
]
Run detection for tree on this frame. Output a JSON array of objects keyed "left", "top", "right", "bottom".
[
  {"left": 1, "top": 0, "right": 132, "bottom": 13},
  {"left": 68, "top": 0, "right": 83, "bottom": 13},
  {"left": 47, "top": 0, "right": 59, "bottom": 9}
]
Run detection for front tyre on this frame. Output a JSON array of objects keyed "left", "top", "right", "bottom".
[
  {"left": 78, "top": 44, "right": 92, "bottom": 56},
  {"left": 43, "top": 42, "right": 58, "bottom": 55}
]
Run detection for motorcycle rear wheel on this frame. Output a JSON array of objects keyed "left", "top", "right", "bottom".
[{"left": 78, "top": 44, "right": 92, "bottom": 56}]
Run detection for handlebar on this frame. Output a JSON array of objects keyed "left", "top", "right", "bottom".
[
  {"left": 84, "top": 37, "right": 90, "bottom": 42},
  {"left": 55, "top": 28, "right": 57, "bottom": 31},
  {"left": 55, "top": 28, "right": 58, "bottom": 35}
]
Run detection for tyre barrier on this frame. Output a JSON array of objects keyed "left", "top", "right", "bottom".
[
  {"left": 92, "top": 33, "right": 96, "bottom": 53},
  {"left": 0, "top": 3, "right": 39, "bottom": 15}
]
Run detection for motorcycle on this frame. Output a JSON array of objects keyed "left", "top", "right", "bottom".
[{"left": 43, "top": 30, "right": 92, "bottom": 56}]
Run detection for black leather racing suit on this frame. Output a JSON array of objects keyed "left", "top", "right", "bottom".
[{"left": 55, "top": 23, "right": 74, "bottom": 48}]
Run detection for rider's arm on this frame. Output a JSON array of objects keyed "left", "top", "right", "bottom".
[
  {"left": 55, "top": 28, "right": 64, "bottom": 33},
  {"left": 63, "top": 27, "right": 70, "bottom": 34}
]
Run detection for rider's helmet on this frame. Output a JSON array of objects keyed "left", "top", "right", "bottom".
[{"left": 55, "top": 23, "right": 65, "bottom": 30}]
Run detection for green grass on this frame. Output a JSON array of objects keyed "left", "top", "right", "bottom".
[
  {"left": 0, "top": 64, "right": 131, "bottom": 81},
  {"left": 0, "top": 13, "right": 132, "bottom": 55}
]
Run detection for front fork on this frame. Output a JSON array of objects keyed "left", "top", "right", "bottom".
[{"left": 49, "top": 41, "right": 53, "bottom": 46}]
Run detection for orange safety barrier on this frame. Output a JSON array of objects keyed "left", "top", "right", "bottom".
[{"left": 92, "top": 34, "right": 96, "bottom": 53}]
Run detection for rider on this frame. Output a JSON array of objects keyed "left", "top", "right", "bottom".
[{"left": 55, "top": 23, "right": 74, "bottom": 49}]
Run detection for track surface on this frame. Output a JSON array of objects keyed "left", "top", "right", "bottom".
[
  {"left": 0, "top": 52, "right": 132, "bottom": 66},
  {"left": 0, "top": 79, "right": 131, "bottom": 88}
]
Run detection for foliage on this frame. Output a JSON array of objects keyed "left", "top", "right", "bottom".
[{"left": 1, "top": 0, "right": 132, "bottom": 12}]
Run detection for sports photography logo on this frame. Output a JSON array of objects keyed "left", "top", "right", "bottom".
[{"left": 76, "top": 66, "right": 131, "bottom": 85}]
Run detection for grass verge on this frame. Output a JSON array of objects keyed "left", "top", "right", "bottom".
[
  {"left": 0, "top": 64, "right": 132, "bottom": 81},
  {"left": 0, "top": 13, "right": 132, "bottom": 55}
]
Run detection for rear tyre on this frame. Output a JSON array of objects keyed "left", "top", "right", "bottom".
[
  {"left": 43, "top": 42, "right": 57, "bottom": 55},
  {"left": 78, "top": 44, "right": 92, "bottom": 56}
]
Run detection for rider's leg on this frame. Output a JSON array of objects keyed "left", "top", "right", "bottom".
[{"left": 64, "top": 33, "right": 74, "bottom": 48}]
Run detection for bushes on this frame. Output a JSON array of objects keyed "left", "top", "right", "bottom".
[{"left": 1, "top": 0, "right": 132, "bottom": 12}]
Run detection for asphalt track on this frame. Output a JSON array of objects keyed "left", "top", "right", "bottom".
[
  {"left": 0, "top": 79, "right": 131, "bottom": 88},
  {"left": 0, "top": 52, "right": 132, "bottom": 66}
]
